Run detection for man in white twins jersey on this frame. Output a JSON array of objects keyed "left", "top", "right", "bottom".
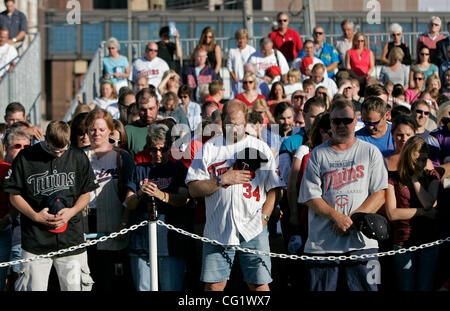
[
  {"left": 298, "top": 99, "right": 388, "bottom": 291},
  {"left": 186, "top": 99, "right": 284, "bottom": 291},
  {"left": 129, "top": 42, "right": 169, "bottom": 91}
]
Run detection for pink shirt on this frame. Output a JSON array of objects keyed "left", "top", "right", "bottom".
[{"left": 348, "top": 49, "right": 371, "bottom": 77}]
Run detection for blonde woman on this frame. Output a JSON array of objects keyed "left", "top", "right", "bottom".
[
  {"left": 252, "top": 98, "right": 275, "bottom": 125},
  {"left": 157, "top": 69, "right": 180, "bottom": 96},
  {"left": 345, "top": 32, "right": 375, "bottom": 80},
  {"left": 379, "top": 47, "right": 410, "bottom": 87},
  {"left": 284, "top": 68, "right": 303, "bottom": 98},
  {"left": 235, "top": 72, "right": 266, "bottom": 107}
]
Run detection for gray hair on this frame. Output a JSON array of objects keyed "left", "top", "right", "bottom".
[
  {"left": 147, "top": 123, "right": 170, "bottom": 147},
  {"left": 430, "top": 16, "right": 442, "bottom": 26},
  {"left": 341, "top": 19, "right": 354, "bottom": 29},
  {"left": 6, "top": 128, "right": 31, "bottom": 146},
  {"left": 106, "top": 37, "right": 120, "bottom": 51},
  {"left": 390, "top": 23, "right": 402, "bottom": 34},
  {"left": 260, "top": 37, "right": 273, "bottom": 47}
]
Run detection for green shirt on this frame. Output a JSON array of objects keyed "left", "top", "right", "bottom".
[{"left": 125, "top": 120, "right": 148, "bottom": 155}]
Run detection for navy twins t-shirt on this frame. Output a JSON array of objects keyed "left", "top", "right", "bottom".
[{"left": 125, "top": 160, "right": 194, "bottom": 257}]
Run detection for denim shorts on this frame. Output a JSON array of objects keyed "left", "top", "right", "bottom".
[{"left": 200, "top": 226, "right": 272, "bottom": 285}]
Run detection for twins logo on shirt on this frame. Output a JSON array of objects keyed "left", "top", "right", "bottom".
[
  {"left": 323, "top": 165, "right": 365, "bottom": 191},
  {"left": 138, "top": 69, "right": 160, "bottom": 78},
  {"left": 139, "top": 177, "right": 173, "bottom": 190},
  {"left": 27, "top": 170, "right": 76, "bottom": 196}
]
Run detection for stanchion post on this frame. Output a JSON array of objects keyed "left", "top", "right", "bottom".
[{"left": 148, "top": 196, "right": 158, "bottom": 291}]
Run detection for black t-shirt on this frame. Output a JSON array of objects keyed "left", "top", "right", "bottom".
[
  {"left": 157, "top": 40, "right": 176, "bottom": 70},
  {"left": 3, "top": 143, "right": 98, "bottom": 256}
]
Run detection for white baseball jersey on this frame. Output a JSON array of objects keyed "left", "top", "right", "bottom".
[
  {"left": 246, "top": 49, "right": 289, "bottom": 79},
  {"left": 185, "top": 135, "right": 285, "bottom": 245},
  {"left": 0, "top": 43, "right": 18, "bottom": 77},
  {"left": 129, "top": 56, "right": 169, "bottom": 88}
]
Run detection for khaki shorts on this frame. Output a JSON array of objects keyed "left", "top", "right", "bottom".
[{"left": 15, "top": 250, "right": 94, "bottom": 291}]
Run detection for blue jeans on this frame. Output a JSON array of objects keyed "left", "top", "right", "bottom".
[
  {"left": 305, "top": 248, "right": 379, "bottom": 291},
  {"left": 393, "top": 244, "right": 439, "bottom": 291},
  {"left": 129, "top": 254, "right": 187, "bottom": 291},
  {"left": 200, "top": 226, "right": 272, "bottom": 285},
  {"left": 9, "top": 243, "right": 22, "bottom": 274},
  {"left": 0, "top": 228, "right": 12, "bottom": 291}
]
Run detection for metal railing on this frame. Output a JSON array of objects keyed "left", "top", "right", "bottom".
[
  {"left": 63, "top": 45, "right": 104, "bottom": 122},
  {"left": 64, "top": 31, "right": 443, "bottom": 121},
  {"left": 0, "top": 33, "right": 42, "bottom": 126}
]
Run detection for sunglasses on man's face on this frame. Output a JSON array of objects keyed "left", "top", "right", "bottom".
[
  {"left": 415, "top": 109, "right": 430, "bottom": 116},
  {"left": 362, "top": 118, "right": 382, "bottom": 127},
  {"left": 149, "top": 146, "right": 169, "bottom": 153},
  {"left": 11, "top": 143, "right": 30, "bottom": 149},
  {"left": 278, "top": 19, "right": 288, "bottom": 23},
  {"left": 331, "top": 118, "right": 354, "bottom": 125}
]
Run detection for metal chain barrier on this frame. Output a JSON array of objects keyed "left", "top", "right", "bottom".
[
  {"left": 1, "top": 219, "right": 450, "bottom": 268},
  {"left": 0, "top": 221, "right": 149, "bottom": 268}
]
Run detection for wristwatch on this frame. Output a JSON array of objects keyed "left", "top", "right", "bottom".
[
  {"left": 262, "top": 214, "right": 270, "bottom": 222},
  {"left": 217, "top": 175, "right": 223, "bottom": 187},
  {"left": 12, "top": 38, "right": 17, "bottom": 43}
]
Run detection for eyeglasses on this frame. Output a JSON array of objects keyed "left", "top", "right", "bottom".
[
  {"left": 146, "top": 48, "right": 158, "bottom": 52},
  {"left": 46, "top": 142, "right": 70, "bottom": 154},
  {"left": 12, "top": 143, "right": 30, "bottom": 149},
  {"left": 314, "top": 32, "right": 324, "bottom": 35},
  {"left": 420, "top": 53, "right": 430, "bottom": 56},
  {"left": 344, "top": 86, "right": 353, "bottom": 91},
  {"left": 180, "top": 95, "right": 189, "bottom": 99},
  {"left": 107, "top": 47, "right": 116, "bottom": 50},
  {"left": 243, "top": 80, "right": 254, "bottom": 84},
  {"left": 415, "top": 109, "right": 430, "bottom": 116},
  {"left": 317, "top": 92, "right": 328, "bottom": 97},
  {"left": 109, "top": 137, "right": 120, "bottom": 144},
  {"left": 431, "top": 23, "right": 440, "bottom": 27},
  {"left": 362, "top": 118, "right": 382, "bottom": 127},
  {"left": 278, "top": 19, "right": 288, "bottom": 23},
  {"left": 149, "top": 146, "right": 169, "bottom": 153},
  {"left": 293, "top": 95, "right": 306, "bottom": 100},
  {"left": 414, "top": 77, "right": 424, "bottom": 81},
  {"left": 331, "top": 118, "right": 354, "bottom": 125},
  {"left": 391, "top": 33, "right": 401, "bottom": 37},
  {"left": 357, "top": 39, "right": 365, "bottom": 42}
]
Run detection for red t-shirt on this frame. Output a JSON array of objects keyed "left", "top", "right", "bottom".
[
  {"left": 235, "top": 93, "right": 266, "bottom": 107},
  {"left": 204, "top": 96, "right": 223, "bottom": 110},
  {"left": 269, "top": 28, "right": 303, "bottom": 61},
  {"left": 0, "top": 161, "right": 12, "bottom": 219}
]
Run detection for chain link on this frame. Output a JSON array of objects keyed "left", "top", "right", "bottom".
[
  {"left": 156, "top": 220, "right": 450, "bottom": 261},
  {"left": 0, "top": 220, "right": 149, "bottom": 268},
  {"left": 1, "top": 219, "right": 449, "bottom": 268}
]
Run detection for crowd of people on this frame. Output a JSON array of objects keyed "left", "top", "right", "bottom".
[{"left": 0, "top": 7, "right": 450, "bottom": 292}]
